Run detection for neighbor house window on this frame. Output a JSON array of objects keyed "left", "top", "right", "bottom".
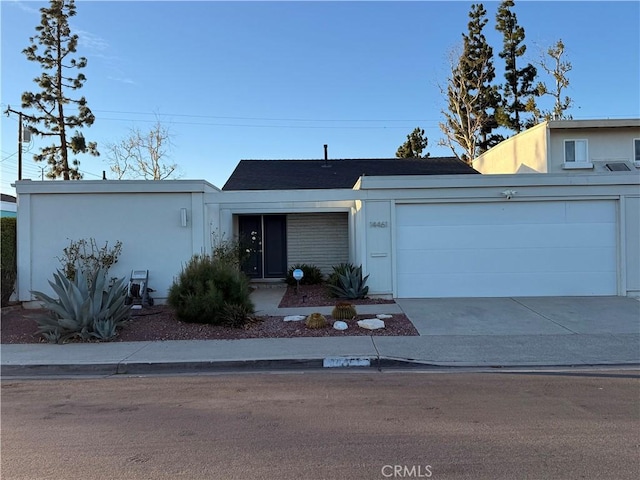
[
  {"left": 564, "top": 139, "right": 588, "bottom": 163},
  {"left": 634, "top": 139, "right": 640, "bottom": 163}
]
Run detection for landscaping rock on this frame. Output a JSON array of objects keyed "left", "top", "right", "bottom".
[
  {"left": 376, "top": 314, "right": 392, "bottom": 319},
  {"left": 333, "top": 321, "right": 348, "bottom": 331},
  {"left": 283, "top": 315, "right": 306, "bottom": 322},
  {"left": 357, "top": 318, "right": 385, "bottom": 330}
]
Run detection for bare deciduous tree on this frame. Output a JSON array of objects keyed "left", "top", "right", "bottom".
[
  {"left": 530, "top": 39, "right": 573, "bottom": 122},
  {"left": 106, "top": 121, "right": 180, "bottom": 180},
  {"left": 438, "top": 49, "right": 495, "bottom": 164}
]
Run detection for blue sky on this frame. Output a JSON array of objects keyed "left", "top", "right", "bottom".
[{"left": 2, "top": 0, "right": 639, "bottom": 194}]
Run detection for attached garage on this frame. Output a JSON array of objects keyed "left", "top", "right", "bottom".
[{"left": 396, "top": 200, "right": 618, "bottom": 298}]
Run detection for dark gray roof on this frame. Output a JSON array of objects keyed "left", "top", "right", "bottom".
[
  {"left": 1, "top": 194, "right": 16, "bottom": 203},
  {"left": 222, "top": 157, "right": 479, "bottom": 190}
]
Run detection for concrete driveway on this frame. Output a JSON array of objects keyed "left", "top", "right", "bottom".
[{"left": 396, "top": 296, "right": 640, "bottom": 336}]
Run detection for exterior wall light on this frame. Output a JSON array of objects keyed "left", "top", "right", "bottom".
[{"left": 180, "top": 208, "right": 188, "bottom": 227}]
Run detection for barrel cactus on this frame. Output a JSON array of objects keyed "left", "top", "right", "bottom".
[
  {"left": 305, "top": 312, "right": 327, "bottom": 329},
  {"left": 331, "top": 302, "right": 357, "bottom": 320}
]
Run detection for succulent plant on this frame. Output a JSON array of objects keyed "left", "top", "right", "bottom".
[
  {"left": 305, "top": 312, "right": 327, "bottom": 329},
  {"left": 331, "top": 302, "right": 357, "bottom": 320},
  {"left": 326, "top": 264, "right": 369, "bottom": 300},
  {"left": 31, "top": 267, "right": 130, "bottom": 343}
]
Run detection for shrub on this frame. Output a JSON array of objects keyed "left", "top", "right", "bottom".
[
  {"left": 286, "top": 263, "right": 324, "bottom": 286},
  {"left": 1, "top": 217, "right": 17, "bottom": 306},
  {"left": 168, "top": 254, "right": 254, "bottom": 325},
  {"left": 212, "top": 232, "right": 255, "bottom": 270},
  {"left": 326, "top": 264, "right": 369, "bottom": 299},
  {"left": 31, "top": 267, "right": 130, "bottom": 343},
  {"left": 57, "top": 238, "right": 122, "bottom": 283},
  {"left": 220, "top": 303, "right": 256, "bottom": 329}
]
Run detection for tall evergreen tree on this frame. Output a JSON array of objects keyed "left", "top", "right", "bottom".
[
  {"left": 21, "top": 0, "right": 98, "bottom": 180},
  {"left": 495, "top": 0, "right": 538, "bottom": 133},
  {"left": 462, "top": 3, "right": 501, "bottom": 153},
  {"left": 439, "top": 3, "right": 500, "bottom": 163},
  {"left": 396, "top": 127, "right": 430, "bottom": 158}
]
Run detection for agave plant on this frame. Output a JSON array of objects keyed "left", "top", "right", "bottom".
[
  {"left": 31, "top": 267, "right": 130, "bottom": 343},
  {"left": 326, "top": 264, "right": 369, "bottom": 300}
]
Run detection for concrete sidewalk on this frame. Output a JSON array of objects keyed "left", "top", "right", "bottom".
[{"left": 2, "top": 288, "right": 639, "bottom": 376}]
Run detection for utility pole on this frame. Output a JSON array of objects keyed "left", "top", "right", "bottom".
[{"left": 4, "top": 106, "right": 31, "bottom": 181}]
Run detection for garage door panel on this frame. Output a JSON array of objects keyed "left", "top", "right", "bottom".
[
  {"left": 398, "top": 271, "right": 617, "bottom": 298},
  {"left": 397, "top": 223, "right": 615, "bottom": 250},
  {"left": 397, "top": 247, "right": 615, "bottom": 275},
  {"left": 396, "top": 201, "right": 617, "bottom": 298},
  {"left": 566, "top": 200, "right": 616, "bottom": 222},
  {"left": 397, "top": 202, "right": 569, "bottom": 226}
]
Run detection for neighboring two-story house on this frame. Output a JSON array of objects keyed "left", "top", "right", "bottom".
[{"left": 473, "top": 119, "right": 640, "bottom": 175}]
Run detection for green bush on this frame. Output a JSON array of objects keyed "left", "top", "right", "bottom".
[
  {"left": 286, "top": 263, "right": 324, "bottom": 286},
  {"left": 1, "top": 217, "right": 17, "bottom": 306},
  {"left": 168, "top": 254, "right": 254, "bottom": 325}
]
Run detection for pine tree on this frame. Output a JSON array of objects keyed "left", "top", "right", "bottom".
[
  {"left": 21, "top": 0, "right": 98, "bottom": 180},
  {"left": 396, "top": 127, "right": 430, "bottom": 158},
  {"left": 495, "top": 0, "right": 538, "bottom": 133},
  {"left": 439, "top": 3, "right": 500, "bottom": 163}
]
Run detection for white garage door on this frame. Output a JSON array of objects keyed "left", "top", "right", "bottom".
[{"left": 396, "top": 201, "right": 617, "bottom": 298}]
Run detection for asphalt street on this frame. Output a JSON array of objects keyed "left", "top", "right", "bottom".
[{"left": 1, "top": 370, "right": 638, "bottom": 480}]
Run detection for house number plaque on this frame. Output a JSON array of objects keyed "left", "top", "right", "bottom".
[{"left": 369, "top": 221, "right": 388, "bottom": 228}]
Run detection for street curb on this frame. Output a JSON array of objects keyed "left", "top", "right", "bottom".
[{"left": 4, "top": 358, "right": 639, "bottom": 377}]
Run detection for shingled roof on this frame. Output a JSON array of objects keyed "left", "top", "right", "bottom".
[{"left": 222, "top": 157, "right": 479, "bottom": 190}]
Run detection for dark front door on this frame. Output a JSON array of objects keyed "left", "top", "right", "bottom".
[
  {"left": 263, "top": 215, "right": 287, "bottom": 278},
  {"left": 238, "top": 215, "right": 287, "bottom": 279}
]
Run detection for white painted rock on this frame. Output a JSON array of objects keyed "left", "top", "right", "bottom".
[
  {"left": 376, "top": 314, "right": 392, "bottom": 319},
  {"left": 357, "top": 318, "right": 385, "bottom": 330},
  {"left": 333, "top": 321, "right": 348, "bottom": 331},
  {"left": 283, "top": 315, "right": 306, "bottom": 322}
]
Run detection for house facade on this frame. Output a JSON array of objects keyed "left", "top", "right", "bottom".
[
  {"left": 14, "top": 170, "right": 640, "bottom": 302},
  {"left": 472, "top": 119, "right": 640, "bottom": 174}
]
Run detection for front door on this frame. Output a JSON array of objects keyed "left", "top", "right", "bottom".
[{"left": 238, "top": 215, "right": 287, "bottom": 278}]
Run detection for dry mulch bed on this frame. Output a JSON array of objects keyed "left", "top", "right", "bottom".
[{"left": 0, "top": 286, "right": 417, "bottom": 344}]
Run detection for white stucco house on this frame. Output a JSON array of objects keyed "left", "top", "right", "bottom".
[{"left": 13, "top": 121, "right": 640, "bottom": 302}]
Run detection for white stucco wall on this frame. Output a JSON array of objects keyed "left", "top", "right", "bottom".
[
  {"left": 473, "top": 122, "right": 548, "bottom": 174},
  {"left": 15, "top": 180, "right": 218, "bottom": 302}
]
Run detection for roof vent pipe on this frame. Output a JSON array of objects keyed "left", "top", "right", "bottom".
[{"left": 322, "top": 144, "right": 331, "bottom": 168}]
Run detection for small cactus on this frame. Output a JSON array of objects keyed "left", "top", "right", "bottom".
[
  {"left": 305, "top": 312, "right": 327, "bottom": 329},
  {"left": 331, "top": 302, "right": 357, "bottom": 320}
]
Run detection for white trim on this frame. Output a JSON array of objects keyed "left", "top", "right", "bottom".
[
  {"left": 562, "top": 162, "right": 594, "bottom": 170},
  {"left": 618, "top": 197, "right": 626, "bottom": 295}
]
